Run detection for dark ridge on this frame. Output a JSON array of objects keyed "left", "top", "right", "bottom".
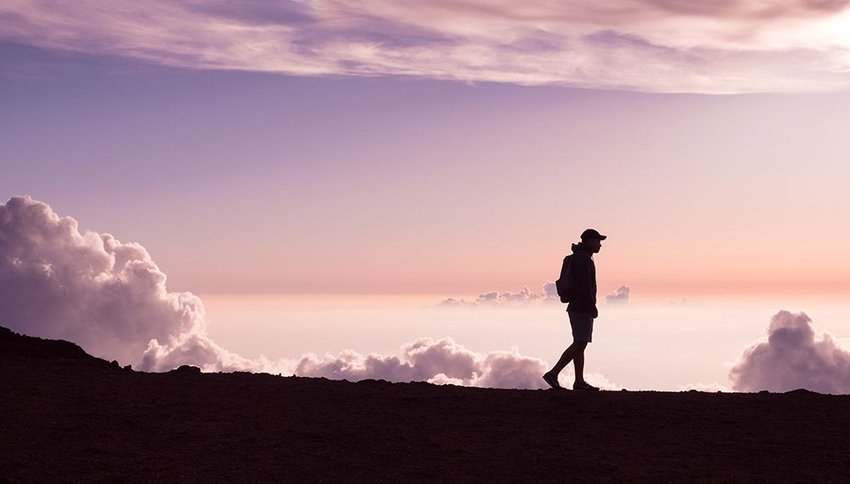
[
  {"left": 0, "top": 325, "right": 106, "bottom": 364},
  {"left": 3, "top": 326, "right": 850, "bottom": 482},
  {"left": 785, "top": 388, "right": 818, "bottom": 395}
]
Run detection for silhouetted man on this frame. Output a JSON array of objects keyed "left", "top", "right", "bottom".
[{"left": 543, "top": 228, "right": 606, "bottom": 391}]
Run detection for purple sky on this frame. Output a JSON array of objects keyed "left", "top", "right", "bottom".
[{"left": 3, "top": 2, "right": 850, "bottom": 297}]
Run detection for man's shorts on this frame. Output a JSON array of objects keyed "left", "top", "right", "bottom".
[{"left": 568, "top": 311, "right": 595, "bottom": 343}]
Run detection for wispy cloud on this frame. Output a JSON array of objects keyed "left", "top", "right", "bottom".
[{"left": 2, "top": 0, "right": 850, "bottom": 92}]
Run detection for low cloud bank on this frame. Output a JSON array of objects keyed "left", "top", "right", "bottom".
[
  {"left": 0, "top": 196, "right": 575, "bottom": 388},
  {"left": 729, "top": 311, "right": 850, "bottom": 394},
  {"left": 678, "top": 382, "right": 731, "bottom": 393},
  {"left": 295, "top": 337, "right": 551, "bottom": 389},
  {"left": 296, "top": 338, "right": 619, "bottom": 390}
]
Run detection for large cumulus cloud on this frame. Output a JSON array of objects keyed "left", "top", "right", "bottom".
[
  {"left": 2, "top": 1, "right": 850, "bottom": 92},
  {"left": 0, "top": 195, "right": 256, "bottom": 372},
  {"left": 0, "top": 196, "right": 578, "bottom": 389},
  {"left": 729, "top": 311, "right": 850, "bottom": 394}
]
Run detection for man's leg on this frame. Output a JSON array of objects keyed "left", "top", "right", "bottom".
[
  {"left": 548, "top": 340, "right": 580, "bottom": 376},
  {"left": 544, "top": 340, "right": 590, "bottom": 389},
  {"left": 572, "top": 341, "right": 588, "bottom": 384}
]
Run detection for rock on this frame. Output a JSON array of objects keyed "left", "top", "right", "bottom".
[{"left": 169, "top": 365, "right": 201, "bottom": 374}]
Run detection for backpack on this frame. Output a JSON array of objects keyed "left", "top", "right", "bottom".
[{"left": 555, "top": 255, "right": 574, "bottom": 303}]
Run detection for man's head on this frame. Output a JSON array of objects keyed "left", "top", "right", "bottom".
[{"left": 580, "top": 228, "right": 606, "bottom": 254}]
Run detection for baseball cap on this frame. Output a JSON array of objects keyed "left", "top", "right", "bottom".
[{"left": 580, "top": 228, "right": 607, "bottom": 241}]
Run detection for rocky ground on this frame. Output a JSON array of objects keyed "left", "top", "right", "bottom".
[{"left": 3, "top": 325, "right": 850, "bottom": 482}]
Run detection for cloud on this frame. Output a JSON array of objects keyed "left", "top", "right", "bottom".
[
  {"left": 0, "top": 196, "right": 588, "bottom": 389},
  {"left": 295, "top": 337, "right": 553, "bottom": 389},
  {"left": 441, "top": 281, "right": 631, "bottom": 307},
  {"left": 543, "top": 281, "right": 558, "bottom": 299},
  {"left": 636, "top": 0, "right": 850, "bottom": 19},
  {"left": 729, "top": 311, "right": 850, "bottom": 394},
  {"left": 604, "top": 285, "right": 631, "bottom": 304},
  {"left": 0, "top": 195, "right": 261, "bottom": 372},
  {"left": 2, "top": 0, "right": 850, "bottom": 92},
  {"left": 439, "top": 285, "right": 556, "bottom": 307},
  {"left": 677, "top": 382, "right": 731, "bottom": 393},
  {"left": 476, "top": 286, "right": 549, "bottom": 305},
  {"left": 295, "top": 337, "right": 619, "bottom": 390}
]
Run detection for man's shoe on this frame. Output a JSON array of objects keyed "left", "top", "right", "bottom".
[
  {"left": 542, "top": 372, "right": 563, "bottom": 390},
  {"left": 573, "top": 381, "right": 600, "bottom": 391}
]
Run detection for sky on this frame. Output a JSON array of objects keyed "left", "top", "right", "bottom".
[
  {"left": 3, "top": 1, "right": 850, "bottom": 297},
  {"left": 2, "top": 1, "right": 850, "bottom": 391}
]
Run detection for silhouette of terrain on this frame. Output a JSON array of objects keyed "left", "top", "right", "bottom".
[{"left": 3, "top": 325, "right": 850, "bottom": 482}]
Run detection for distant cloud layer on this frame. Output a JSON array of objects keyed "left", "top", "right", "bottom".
[
  {"left": 729, "top": 311, "right": 850, "bottom": 394},
  {"left": 2, "top": 0, "right": 850, "bottom": 92},
  {"left": 440, "top": 284, "right": 557, "bottom": 307},
  {"left": 441, "top": 281, "right": 630, "bottom": 307},
  {"left": 0, "top": 196, "right": 568, "bottom": 389},
  {"left": 605, "top": 285, "right": 631, "bottom": 304}
]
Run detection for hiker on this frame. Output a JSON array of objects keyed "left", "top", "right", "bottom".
[{"left": 543, "top": 228, "right": 606, "bottom": 391}]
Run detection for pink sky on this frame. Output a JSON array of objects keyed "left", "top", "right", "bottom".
[
  {"left": 2, "top": 1, "right": 850, "bottom": 298},
  {"left": 4, "top": 195, "right": 850, "bottom": 391}
]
